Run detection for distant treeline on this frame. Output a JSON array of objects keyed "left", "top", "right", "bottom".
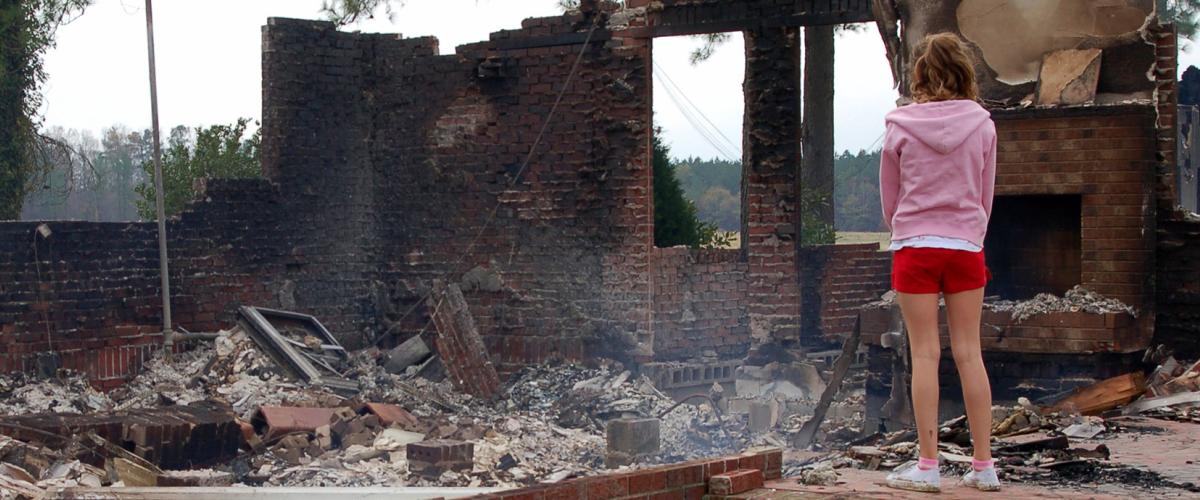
[
  {"left": 672, "top": 149, "right": 884, "bottom": 233},
  {"left": 20, "top": 120, "right": 260, "bottom": 222}
]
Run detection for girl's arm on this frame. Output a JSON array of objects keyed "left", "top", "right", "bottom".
[
  {"left": 981, "top": 128, "right": 997, "bottom": 219},
  {"left": 879, "top": 125, "right": 901, "bottom": 231}
]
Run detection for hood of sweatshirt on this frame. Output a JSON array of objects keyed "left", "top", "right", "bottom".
[{"left": 884, "top": 100, "right": 992, "bottom": 154}]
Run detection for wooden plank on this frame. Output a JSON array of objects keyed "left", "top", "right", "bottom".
[
  {"left": 1047, "top": 372, "right": 1147, "bottom": 416},
  {"left": 493, "top": 31, "right": 612, "bottom": 51},
  {"left": 794, "top": 316, "right": 862, "bottom": 446}
]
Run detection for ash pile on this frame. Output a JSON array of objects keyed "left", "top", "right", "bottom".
[
  {"left": 985, "top": 285, "right": 1138, "bottom": 322},
  {"left": 867, "top": 285, "right": 1138, "bottom": 323}
]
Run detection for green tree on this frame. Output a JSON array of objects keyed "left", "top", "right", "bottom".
[
  {"left": 672, "top": 156, "right": 742, "bottom": 231},
  {"left": 23, "top": 125, "right": 152, "bottom": 221},
  {"left": 320, "top": 0, "right": 403, "bottom": 25},
  {"left": 135, "top": 119, "right": 261, "bottom": 219},
  {"left": 832, "top": 148, "right": 883, "bottom": 232},
  {"left": 690, "top": 25, "right": 860, "bottom": 245},
  {"left": 0, "top": 0, "right": 91, "bottom": 219},
  {"left": 654, "top": 128, "right": 723, "bottom": 248},
  {"left": 1160, "top": 0, "right": 1200, "bottom": 38}
]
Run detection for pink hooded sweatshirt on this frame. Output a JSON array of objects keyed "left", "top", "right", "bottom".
[{"left": 879, "top": 99, "right": 997, "bottom": 248}]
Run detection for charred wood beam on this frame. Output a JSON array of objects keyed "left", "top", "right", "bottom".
[{"left": 622, "top": 12, "right": 874, "bottom": 39}]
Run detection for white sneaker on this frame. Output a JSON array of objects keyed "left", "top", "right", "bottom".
[
  {"left": 885, "top": 461, "right": 941, "bottom": 493},
  {"left": 962, "top": 466, "right": 1002, "bottom": 491}
]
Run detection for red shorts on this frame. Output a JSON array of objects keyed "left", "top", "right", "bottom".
[{"left": 892, "top": 247, "right": 991, "bottom": 294}]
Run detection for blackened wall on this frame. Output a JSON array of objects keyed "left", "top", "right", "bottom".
[
  {"left": 260, "top": 15, "right": 654, "bottom": 371},
  {"left": 0, "top": 180, "right": 287, "bottom": 388}
]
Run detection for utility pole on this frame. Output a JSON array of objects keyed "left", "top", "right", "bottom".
[{"left": 144, "top": 0, "right": 174, "bottom": 357}]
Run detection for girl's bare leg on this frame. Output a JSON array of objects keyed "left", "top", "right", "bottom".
[
  {"left": 896, "top": 292, "right": 942, "bottom": 461},
  {"left": 945, "top": 286, "right": 993, "bottom": 462}
]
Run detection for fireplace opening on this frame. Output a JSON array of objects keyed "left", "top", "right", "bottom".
[{"left": 984, "top": 194, "right": 1082, "bottom": 300}]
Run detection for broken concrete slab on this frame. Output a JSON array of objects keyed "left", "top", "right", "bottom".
[
  {"left": 1036, "top": 49, "right": 1103, "bottom": 106},
  {"left": 373, "top": 428, "right": 427, "bottom": 452},
  {"left": 1061, "top": 421, "right": 1106, "bottom": 439},
  {"left": 735, "top": 362, "right": 826, "bottom": 401},
  {"left": 156, "top": 470, "right": 235, "bottom": 487},
  {"left": 605, "top": 417, "right": 660, "bottom": 455},
  {"left": 384, "top": 335, "right": 432, "bottom": 374},
  {"left": 747, "top": 400, "right": 777, "bottom": 432}
]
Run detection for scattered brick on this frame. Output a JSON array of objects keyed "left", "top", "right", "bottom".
[{"left": 709, "top": 469, "right": 764, "bottom": 496}]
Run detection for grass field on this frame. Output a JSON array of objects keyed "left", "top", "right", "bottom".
[
  {"left": 710, "top": 231, "right": 889, "bottom": 250},
  {"left": 835, "top": 231, "right": 890, "bottom": 250}
]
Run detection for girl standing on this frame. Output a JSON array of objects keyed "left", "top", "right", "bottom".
[{"left": 880, "top": 32, "right": 1000, "bottom": 493}]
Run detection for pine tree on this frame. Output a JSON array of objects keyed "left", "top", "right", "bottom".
[{"left": 653, "top": 129, "right": 705, "bottom": 247}]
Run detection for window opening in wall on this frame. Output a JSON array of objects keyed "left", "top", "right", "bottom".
[
  {"left": 650, "top": 34, "right": 744, "bottom": 249},
  {"left": 822, "top": 26, "right": 898, "bottom": 250}
]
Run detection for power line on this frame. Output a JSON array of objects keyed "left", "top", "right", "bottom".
[
  {"left": 653, "top": 60, "right": 741, "bottom": 156},
  {"left": 653, "top": 67, "right": 740, "bottom": 161},
  {"left": 657, "top": 79, "right": 739, "bottom": 162}
]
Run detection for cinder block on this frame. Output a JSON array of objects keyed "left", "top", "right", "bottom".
[
  {"left": 407, "top": 439, "right": 474, "bottom": 476},
  {"left": 606, "top": 417, "right": 660, "bottom": 456}
]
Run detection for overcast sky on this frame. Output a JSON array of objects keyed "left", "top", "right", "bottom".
[{"left": 40, "top": 1, "right": 1200, "bottom": 160}]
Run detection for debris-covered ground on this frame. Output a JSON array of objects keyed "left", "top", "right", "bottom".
[
  {"left": 0, "top": 329, "right": 840, "bottom": 494},
  {"left": 787, "top": 353, "right": 1200, "bottom": 498},
  {"left": 0, "top": 324, "right": 1196, "bottom": 498}
]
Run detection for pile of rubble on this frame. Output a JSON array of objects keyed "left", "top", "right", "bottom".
[
  {"left": 0, "top": 371, "right": 111, "bottom": 415},
  {"left": 111, "top": 329, "right": 345, "bottom": 419},
  {"left": 795, "top": 402, "right": 1198, "bottom": 492},
  {"left": 986, "top": 285, "right": 1138, "bottom": 322},
  {"left": 0, "top": 326, "right": 792, "bottom": 494}
]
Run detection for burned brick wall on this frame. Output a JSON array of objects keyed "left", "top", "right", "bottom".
[
  {"left": 1153, "top": 24, "right": 1200, "bottom": 358},
  {"left": 799, "top": 243, "right": 891, "bottom": 348},
  {"left": 261, "top": 15, "right": 653, "bottom": 370},
  {"left": 1157, "top": 217, "right": 1200, "bottom": 358},
  {"left": 991, "top": 106, "right": 1158, "bottom": 317},
  {"left": 260, "top": 18, "right": 387, "bottom": 348},
  {"left": 0, "top": 180, "right": 287, "bottom": 388},
  {"left": 742, "top": 27, "right": 804, "bottom": 348},
  {"left": 651, "top": 247, "right": 749, "bottom": 360}
]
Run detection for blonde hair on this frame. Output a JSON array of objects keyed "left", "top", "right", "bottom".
[{"left": 909, "top": 33, "right": 979, "bottom": 103}]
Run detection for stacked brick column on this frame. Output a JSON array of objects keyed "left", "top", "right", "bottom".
[
  {"left": 742, "top": 27, "right": 804, "bottom": 347},
  {"left": 1152, "top": 22, "right": 1200, "bottom": 357}
]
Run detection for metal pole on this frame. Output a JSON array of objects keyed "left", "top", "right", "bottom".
[{"left": 144, "top": 0, "right": 174, "bottom": 356}]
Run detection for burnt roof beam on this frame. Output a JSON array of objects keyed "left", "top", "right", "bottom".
[{"left": 621, "top": 0, "right": 875, "bottom": 38}]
